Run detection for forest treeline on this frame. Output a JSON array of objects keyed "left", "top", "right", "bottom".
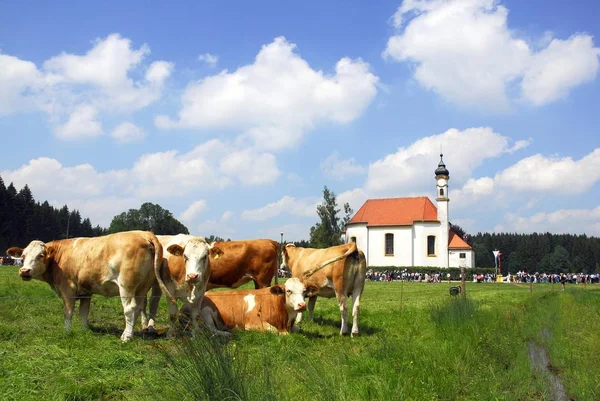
[{"left": 2, "top": 176, "right": 599, "bottom": 273}]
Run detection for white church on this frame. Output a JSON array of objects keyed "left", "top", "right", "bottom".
[{"left": 345, "top": 154, "right": 475, "bottom": 268}]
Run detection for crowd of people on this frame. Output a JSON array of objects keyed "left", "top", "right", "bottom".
[{"left": 366, "top": 269, "right": 600, "bottom": 285}]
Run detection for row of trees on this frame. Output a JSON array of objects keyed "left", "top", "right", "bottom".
[{"left": 0, "top": 175, "right": 190, "bottom": 253}]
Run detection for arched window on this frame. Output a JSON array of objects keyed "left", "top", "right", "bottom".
[
  {"left": 385, "top": 233, "right": 394, "bottom": 256},
  {"left": 439, "top": 188, "right": 444, "bottom": 197},
  {"left": 427, "top": 235, "right": 436, "bottom": 256},
  {"left": 350, "top": 236, "right": 357, "bottom": 243}
]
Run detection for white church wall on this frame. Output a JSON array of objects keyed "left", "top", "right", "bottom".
[
  {"left": 413, "top": 222, "right": 443, "bottom": 267},
  {"left": 345, "top": 224, "right": 368, "bottom": 259},
  {"left": 449, "top": 249, "right": 475, "bottom": 268},
  {"left": 367, "top": 226, "right": 413, "bottom": 267}
]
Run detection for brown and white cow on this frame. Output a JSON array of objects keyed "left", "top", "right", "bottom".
[
  {"left": 6, "top": 230, "right": 163, "bottom": 342},
  {"left": 280, "top": 242, "right": 366, "bottom": 337},
  {"left": 207, "top": 239, "right": 279, "bottom": 290},
  {"left": 156, "top": 234, "right": 223, "bottom": 336},
  {"left": 196, "top": 278, "right": 319, "bottom": 335}
]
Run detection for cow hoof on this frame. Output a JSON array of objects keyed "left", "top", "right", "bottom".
[
  {"left": 146, "top": 326, "right": 156, "bottom": 333},
  {"left": 351, "top": 331, "right": 359, "bottom": 338},
  {"left": 120, "top": 333, "right": 133, "bottom": 342}
]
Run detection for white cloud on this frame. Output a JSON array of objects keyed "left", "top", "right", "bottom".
[
  {"left": 241, "top": 195, "right": 318, "bottom": 221},
  {"left": 219, "top": 149, "right": 280, "bottom": 186},
  {"left": 180, "top": 200, "right": 207, "bottom": 223},
  {"left": 384, "top": 0, "right": 600, "bottom": 110},
  {"left": 337, "top": 187, "right": 368, "bottom": 215},
  {"left": 321, "top": 151, "right": 365, "bottom": 180},
  {"left": 522, "top": 35, "right": 600, "bottom": 106},
  {"left": 0, "top": 33, "right": 173, "bottom": 139},
  {"left": 503, "top": 206, "right": 600, "bottom": 236},
  {"left": 112, "top": 122, "right": 145, "bottom": 143},
  {"left": 366, "top": 127, "right": 529, "bottom": 196},
  {"left": 156, "top": 36, "right": 379, "bottom": 150},
  {"left": 54, "top": 104, "right": 102, "bottom": 140},
  {"left": 198, "top": 53, "right": 218, "bottom": 67},
  {"left": 495, "top": 149, "right": 600, "bottom": 194}
]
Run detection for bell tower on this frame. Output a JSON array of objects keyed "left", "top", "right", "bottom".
[{"left": 435, "top": 154, "right": 450, "bottom": 268}]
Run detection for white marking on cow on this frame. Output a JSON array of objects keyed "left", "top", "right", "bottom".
[{"left": 244, "top": 294, "right": 256, "bottom": 312}]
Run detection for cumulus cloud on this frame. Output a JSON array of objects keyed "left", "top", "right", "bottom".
[
  {"left": 241, "top": 195, "right": 318, "bottom": 221},
  {"left": 384, "top": 0, "right": 600, "bottom": 110},
  {"left": 366, "top": 127, "right": 529, "bottom": 196},
  {"left": 0, "top": 33, "right": 173, "bottom": 139},
  {"left": 156, "top": 36, "right": 379, "bottom": 150},
  {"left": 501, "top": 206, "right": 600, "bottom": 236},
  {"left": 54, "top": 104, "right": 103, "bottom": 140},
  {"left": 321, "top": 151, "right": 365, "bottom": 180},
  {"left": 180, "top": 200, "right": 207, "bottom": 223},
  {"left": 198, "top": 53, "right": 218, "bottom": 67},
  {"left": 111, "top": 122, "right": 145, "bottom": 143}
]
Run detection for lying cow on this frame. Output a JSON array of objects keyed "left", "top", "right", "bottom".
[
  {"left": 199, "top": 278, "right": 318, "bottom": 335},
  {"left": 156, "top": 234, "right": 223, "bottom": 336},
  {"left": 281, "top": 242, "right": 366, "bottom": 337},
  {"left": 6, "top": 230, "right": 163, "bottom": 342},
  {"left": 207, "top": 239, "right": 279, "bottom": 290}
]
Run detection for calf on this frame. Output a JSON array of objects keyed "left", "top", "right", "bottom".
[
  {"left": 156, "top": 234, "right": 223, "bottom": 337},
  {"left": 198, "top": 278, "right": 318, "bottom": 335},
  {"left": 6, "top": 231, "right": 163, "bottom": 341}
]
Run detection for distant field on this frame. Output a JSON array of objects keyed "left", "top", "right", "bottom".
[{"left": 1, "top": 265, "right": 599, "bottom": 401}]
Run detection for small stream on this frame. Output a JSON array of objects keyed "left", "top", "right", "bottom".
[{"left": 527, "top": 335, "right": 570, "bottom": 401}]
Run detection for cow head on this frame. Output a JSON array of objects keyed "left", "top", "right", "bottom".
[
  {"left": 270, "top": 277, "right": 319, "bottom": 313},
  {"left": 7, "top": 241, "right": 54, "bottom": 281},
  {"left": 280, "top": 243, "right": 295, "bottom": 271},
  {"left": 167, "top": 238, "right": 223, "bottom": 304}
]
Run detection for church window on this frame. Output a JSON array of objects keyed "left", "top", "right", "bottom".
[
  {"left": 385, "top": 233, "right": 394, "bottom": 256},
  {"left": 350, "top": 236, "right": 357, "bottom": 243},
  {"left": 459, "top": 253, "right": 466, "bottom": 259},
  {"left": 439, "top": 188, "right": 444, "bottom": 197},
  {"left": 427, "top": 235, "right": 436, "bottom": 256}
]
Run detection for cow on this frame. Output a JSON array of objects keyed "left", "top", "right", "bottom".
[
  {"left": 280, "top": 242, "right": 366, "bottom": 337},
  {"left": 6, "top": 230, "right": 163, "bottom": 342},
  {"left": 192, "top": 278, "right": 319, "bottom": 335},
  {"left": 155, "top": 234, "right": 223, "bottom": 337},
  {"left": 206, "top": 239, "right": 279, "bottom": 290}
]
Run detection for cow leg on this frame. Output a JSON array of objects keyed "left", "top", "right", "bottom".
[
  {"left": 139, "top": 296, "right": 149, "bottom": 330},
  {"left": 146, "top": 283, "right": 161, "bottom": 333},
  {"left": 63, "top": 296, "right": 76, "bottom": 332},
  {"left": 119, "top": 289, "right": 139, "bottom": 342},
  {"left": 337, "top": 293, "right": 349, "bottom": 335},
  {"left": 166, "top": 300, "right": 180, "bottom": 338},
  {"left": 200, "top": 307, "right": 230, "bottom": 337},
  {"left": 306, "top": 296, "right": 317, "bottom": 322},
  {"left": 79, "top": 297, "right": 91, "bottom": 329},
  {"left": 350, "top": 288, "right": 362, "bottom": 337}
]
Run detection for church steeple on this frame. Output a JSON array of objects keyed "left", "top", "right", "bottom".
[
  {"left": 435, "top": 153, "right": 449, "bottom": 178},
  {"left": 435, "top": 153, "right": 449, "bottom": 201},
  {"left": 435, "top": 153, "right": 450, "bottom": 269}
]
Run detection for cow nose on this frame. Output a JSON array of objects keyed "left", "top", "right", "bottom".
[
  {"left": 186, "top": 273, "right": 199, "bottom": 282},
  {"left": 297, "top": 302, "right": 306, "bottom": 311},
  {"left": 19, "top": 268, "right": 31, "bottom": 275}
]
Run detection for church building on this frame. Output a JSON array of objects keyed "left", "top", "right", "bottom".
[{"left": 345, "top": 155, "right": 474, "bottom": 268}]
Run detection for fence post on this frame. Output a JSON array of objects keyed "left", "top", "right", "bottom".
[{"left": 460, "top": 266, "right": 466, "bottom": 298}]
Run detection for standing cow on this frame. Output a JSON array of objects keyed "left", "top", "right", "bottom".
[
  {"left": 207, "top": 239, "right": 279, "bottom": 290},
  {"left": 6, "top": 230, "right": 163, "bottom": 342},
  {"left": 156, "top": 234, "right": 223, "bottom": 336},
  {"left": 280, "top": 242, "right": 366, "bottom": 337},
  {"left": 195, "top": 277, "right": 319, "bottom": 335}
]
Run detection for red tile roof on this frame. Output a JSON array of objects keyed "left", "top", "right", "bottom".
[
  {"left": 448, "top": 231, "right": 473, "bottom": 249},
  {"left": 347, "top": 197, "right": 439, "bottom": 226}
]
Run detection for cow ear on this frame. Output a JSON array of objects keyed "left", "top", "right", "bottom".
[
  {"left": 304, "top": 285, "right": 319, "bottom": 298},
  {"left": 210, "top": 246, "right": 223, "bottom": 260},
  {"left": 6, "top": 247, "right": 23, "bottom": 258},
  {"left": 167, "top": 244, "right": 184, "bottom": 256},
  {"left": 45, "top": 246, "right": 55, "bottom": 261},
  {"left": 270, "top": 285, "right": 285, "bottom": 295}
]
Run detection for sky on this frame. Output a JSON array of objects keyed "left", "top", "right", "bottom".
[{"left": 1, "top": 0, "right": 599, "bottom": 241}]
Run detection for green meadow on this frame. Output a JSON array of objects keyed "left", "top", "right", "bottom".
[{"left": 1, "top": 266, "right": 599, "bottom": 401}]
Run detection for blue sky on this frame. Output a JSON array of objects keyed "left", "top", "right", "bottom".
[{"left": 1, "top": 0, "right": 599, "bottom": 241}]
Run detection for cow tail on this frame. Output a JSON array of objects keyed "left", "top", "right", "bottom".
[
  {"left": 302, "top": 242, "right": 358, "bottom": 279},
  {"left": 150, "top": 234, "right": 177, "bottom": 305}
]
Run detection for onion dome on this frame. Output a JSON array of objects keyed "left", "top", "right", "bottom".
[{"left": 435, "top": 153, "right": 449, "bottom": 177}]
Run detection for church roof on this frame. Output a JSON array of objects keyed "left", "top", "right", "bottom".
[
  {"left": 448, "top": 231, "right": 473, "bottom": 249},
  {"left": 347, "top": 197, "right": 438, "bottom": 226}
]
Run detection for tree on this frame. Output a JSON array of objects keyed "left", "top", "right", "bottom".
[
  {"left": 309, "top": 186, "right": 353, "bottom": 248},
  {"left": 206, "top": 235, "right": 229, "bottom": 243},
  {"left": 108, "top": 202, "right": 189, "bottom": 235}
]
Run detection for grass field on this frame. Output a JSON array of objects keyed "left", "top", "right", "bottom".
[{"left": 1, "top": 266, "right": 599, "bottom": 401}]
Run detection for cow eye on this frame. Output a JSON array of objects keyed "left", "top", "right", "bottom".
[{"left": 184, "top": 256, "right": 189, "bottom": 261}]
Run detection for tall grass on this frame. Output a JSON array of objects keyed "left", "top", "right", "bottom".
[{"left": 1, "top": 266, "right": 600, "bottom": 400}]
